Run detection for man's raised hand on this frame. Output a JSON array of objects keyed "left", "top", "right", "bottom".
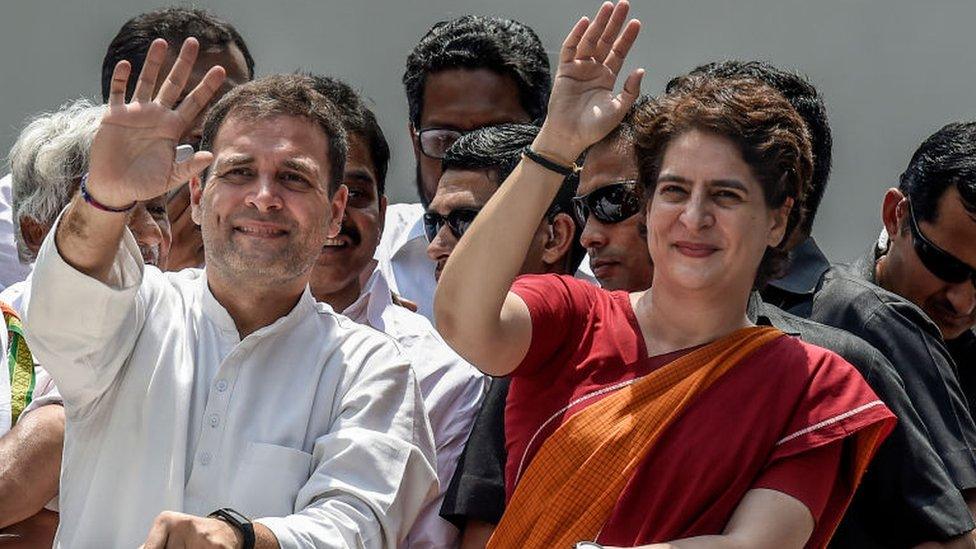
[
  {"left": 87, "top": 37, "right": 226, "bottom": 209},
  {"left": 535, "top": 1, "right": 643, "bottom": 164}
]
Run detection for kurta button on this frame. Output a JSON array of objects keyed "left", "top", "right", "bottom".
[
  {"left": 216, "top": 380, "right": 228, "bottom": 392},
  {"left": 209, "top": 414, "right": 219, "bottom": 427},
  {"left": 200, "top": 452, "right": 212, "bottom": 465}
]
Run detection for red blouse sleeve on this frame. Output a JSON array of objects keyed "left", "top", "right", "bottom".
[
  {"left": 752, "top": 440, "right": 843, "bottom": 524},
  {"left": 510, "top": 274, "right": 593, "bottom": 378}
]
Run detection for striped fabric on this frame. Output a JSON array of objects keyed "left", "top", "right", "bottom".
[
  {"left": 2, "top": 301, "right": 35, "bottom": 425},
  {"left": 489, "top": 326, "right": 784, "bottom": 549}
]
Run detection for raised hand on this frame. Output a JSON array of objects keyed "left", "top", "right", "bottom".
[
  {"left": 536, "top": 1, "right": 643, "bottom": 163},
  {"left": 87, "top": 38, "right": 226, "bottom": 209}
]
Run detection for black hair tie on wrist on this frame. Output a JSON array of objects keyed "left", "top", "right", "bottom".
[{"left": 522, "top": 146, "right": 581, "bottom": 178}]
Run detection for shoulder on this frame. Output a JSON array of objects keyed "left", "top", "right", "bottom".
[
  {"left": 384, "top": 303, "right": 482, "bottom": 378},
  {"left": 781, "top": 310, "right": 893, "bottom": 380},
  {"left": 313, "top": 301, "right": 409, "bottom": 366},
  {"left": 814, "top": 266, "right": 941, "bottom": 340}
]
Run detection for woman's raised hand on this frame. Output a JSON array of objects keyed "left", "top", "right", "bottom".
[
  {"left": 86, "top": 37, "right": 226, "bottom": 208},
  {"left": 536, "top": 1, "right": 643, "bottom": 164}
]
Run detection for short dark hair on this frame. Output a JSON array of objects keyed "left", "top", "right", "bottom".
[
  {"left": 587, "top": 95, "right": 650, "bottom": 156},
  {"left": 442, "top": 123, "right": 585, "bottom": 272},
  {"left": 101, "top": 7, "right": 255, "bottom": 102},
  {"left": 667, "top": 60, "right": 831, "bottom": 235},
  {"left": 403, "top": 16, "right": 551, "bottom": 128},
  {"left": 199, "top": 74, "right": 347, "bottom": 192},
  {"left": 634, "top": 76, "right": 813, "bottom": 288},
  {"left": 899, "top": 121, "right": 976, "bottom": 224},
  {"left": 308, "top": 75, "right": 391, "bottom": 196}
]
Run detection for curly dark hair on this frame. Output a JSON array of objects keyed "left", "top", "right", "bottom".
[
  {"left": 667, "top": 61, "right": 830, "bottom": 237},
  {"left": 442, "top": 123, "right": 586, "bottom": 273},
  {"left": 307, "top": 75, "right": 390, "bottom": 196},
  {"left": 199, "top": 74, "right": 347, "bottom": 193},
  {"left": 633, "top": 76, "right": 813, "bottom": 287},
  {"left": 899, "top": 121, "right": 976, "bottom": 224},
  {"left": 402, "top": 15, "right": 551, "bottom": 128},
  {"left": 101, "top": 7, "right": 255, "bottom": 102}
]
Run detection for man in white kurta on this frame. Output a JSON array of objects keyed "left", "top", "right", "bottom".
[{"left": 22, "top": 42, "right": 437, "bottom": 548}]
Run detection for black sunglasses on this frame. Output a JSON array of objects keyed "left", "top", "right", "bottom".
[
  {"left": 416, "top": 128, "right": 465, "bottom": 159},
  {"left": 571, "top": 180, "right": 643, "bottom": 226},
  {"left": 908, "top": 203, "right": 976, "bottom": 285},
  {"left": 424, "top": 209, "right": 481, "bottom": 242}
]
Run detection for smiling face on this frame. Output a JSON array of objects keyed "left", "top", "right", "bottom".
[
  {"left": 412, "top": 69, "right": 531, "bottom": 206},
  {"left": 190, "top": 113, "right": 347, "bottom": 288},
  {"left": 579, "top": 136, "right": 653, "bottom": 291},
  {"left": 648, "top": 129, "right": 790, "bottom": 297},
  {"left": 310, "top": 133, "right": 387, "bottom": 309}
]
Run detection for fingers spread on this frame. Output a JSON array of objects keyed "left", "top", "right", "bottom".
[
  {"left": 176, "top": 65, "right": 226, "bottom": 127},
  {"left": 604, "top": 19, "right": 641, "bottom": 75},
  {"left": 132, "top": 38, "right": 169, "bottom": 103},
  {"left": 560, "top": 17, "right": 590, "bottom": 64},
  {"left": 593, "top": 1, "right": 630, "bottom": 62},
  {"left": 108, "top": 61, "right": 132, "bottom": 107},
  {"left": 156, "top": 38, "right": 200, "bottom": 109},
  {"left": 576, "top": 2, "right": 614, "bottom": 59}
]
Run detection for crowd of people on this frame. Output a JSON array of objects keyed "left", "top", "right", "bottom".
[{"left": 1, "top": 1, "right": 975, "bottom": 548}]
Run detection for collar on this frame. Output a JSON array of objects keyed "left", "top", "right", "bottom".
[
  {"left": 767, "top": 237, "right": 830, "bottom": 295},
  {"left": 342, "top": 268, "right": 394, "bottom": 330},
  {"left": 747, "top": 291, "right": 802, "bottom": 336},
  {"left": 200, "top": 271, "right": 317, "bottom": 339},
  {"left": 849, "top": 236, "right": 884, "bottom": 284},
  {"left": 382, "top": 204, "right": 428, "bottom": 260}
]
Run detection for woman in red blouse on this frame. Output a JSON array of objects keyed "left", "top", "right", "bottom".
[{"left": 434, "top": 3, "right": 895, "bottom": 548}]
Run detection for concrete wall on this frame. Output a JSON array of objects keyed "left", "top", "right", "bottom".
[{"left": 3, "top": 0, "right": 975, "bottom": 261}]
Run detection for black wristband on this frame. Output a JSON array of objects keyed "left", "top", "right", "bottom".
[
  {"left": 209, "top": 508, "right": 255, "bottom": 549},
  {"left": 522, "top": 146, "right": 581, "bottom": 177}
]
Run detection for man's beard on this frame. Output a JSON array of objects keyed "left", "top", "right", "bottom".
[
  {"left": 139, "top": 244, "right": 160, "bottom": 267},
  {"left": 416, "top": 163, "right": 430, "bottom": 209}
]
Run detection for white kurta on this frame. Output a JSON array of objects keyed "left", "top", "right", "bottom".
[
  {"left": 374, "top": 203, "right": 437, "bottom": 323},
  {"left": 22, "top": 220, "right": 438, "bottom": 548},
  {"left": 343, "top": 269, "right": 486, "bottom": 548}
]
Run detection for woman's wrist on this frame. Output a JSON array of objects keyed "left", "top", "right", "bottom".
[{"left": 531, "top": 126, "right": 585, "bottom": 169}]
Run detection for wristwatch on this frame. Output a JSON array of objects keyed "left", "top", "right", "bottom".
[
  {"left": 209, "top": 507, "right": 255, "bottom": 549},
  {"left": 574, "top": 542, "right": 605, "bottom": 549}
]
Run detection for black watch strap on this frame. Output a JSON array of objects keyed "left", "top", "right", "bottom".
[
  {"left": 522, "top": 146, "right": 581, "bottom": 177},
  {"left": 210, "top": 508, "right": 255, "bottom": 549}
]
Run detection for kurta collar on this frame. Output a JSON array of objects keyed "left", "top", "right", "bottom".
[{"left": 199, "top": 271, "right": 317, "bottom": 339}]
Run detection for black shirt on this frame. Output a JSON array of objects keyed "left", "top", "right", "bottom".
[
  {"left": 948, "top": 330, "right": 976, "bottom": 421},
  {"left": 760, "top": 236, "right": 831, "bottom": 318}
]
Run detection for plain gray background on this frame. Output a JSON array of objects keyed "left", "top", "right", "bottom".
[{"left": 2, "top": 0, "right": 975, "bottom": 262}]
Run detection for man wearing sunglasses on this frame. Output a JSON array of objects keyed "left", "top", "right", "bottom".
[
  {"left": 574, "top": 99, "right": 653, "bottom": 292},
  {"left": 432, "top": 123, "right": 584, "bottom": 548},
  {"left": 809, "top": 121, "right": 976, "bottom": 545}
]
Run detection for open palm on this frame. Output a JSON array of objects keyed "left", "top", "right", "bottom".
[
  {"left": 543, "top": 1, "right": 644, "bottom": 157},
  {"left": 87, "top": 38, "right": 226, "bottom": 208}
]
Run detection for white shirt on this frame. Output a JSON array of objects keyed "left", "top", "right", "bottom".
[
  {"left": 343, "top": 269, "right": 486, "bottom": 548},
  {"left": 0, "top": 174, "right": 33, "bottom": 291},
  {"left": 375, "top": 203, "right": 436, "bottom": 323},
  {"left": 22, "top": 221, "right": 438, "bottom": 548}
]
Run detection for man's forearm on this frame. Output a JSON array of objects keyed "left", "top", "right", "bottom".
[
  {"left": 0, "top": 405, "right": 64, "bottom": 528},
  {"left": 55, "top": 193, "right": 129, "bottom": 283}
]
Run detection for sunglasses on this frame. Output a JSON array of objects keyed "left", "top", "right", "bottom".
[
  {"left": 571, "top": 180, "right": 643, "bottom": 226},
  {"left": 416, "top": 128, "right": 465, "bottom": 159},
  {"left": 424, "top": 208, "right": 481, "bottom": 242},
  {"left": 908, "top": 203, "right": 976, "bottom": 285}
]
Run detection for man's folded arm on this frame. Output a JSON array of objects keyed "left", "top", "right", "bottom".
[{"left": 257, "top": 353, "right": 438, "bottom": 548}]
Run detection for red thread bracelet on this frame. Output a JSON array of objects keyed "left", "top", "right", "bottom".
[{"left": 80, "top": 173, "right": 136, "bottom": 213}]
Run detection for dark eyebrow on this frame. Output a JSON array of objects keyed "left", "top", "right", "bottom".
[
  {"left": 344, "top": 168, "right": 377, "bottom": 186},
  {"left": 709, "top": 179, "right": 749, "bottom": 192},
  {"left": 213, "top": 154, "right": 254, "bottom": 170},
  {"left": 281, "top": 158, "right": 319, "bottom": 178},
  {"left": 657, "top": 174, "right": 691, "bottom": 184}
]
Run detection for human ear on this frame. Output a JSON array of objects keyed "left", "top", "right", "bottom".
[
  {"left": 189, "top": 177, "right": 204, "bottom": 226},
  {"left": 768, "top": 197, "right": 794, "bottom": 248},
  {"left": 881, "top": 188, "right": 907, "bottom": 239},
  {"left": 542, "top": 212, "right": 577, "bottom": 268},
  {"left": 328, "top": 184, "right": 349, "bottom": 238},
  {"left": 18, "top": 216, "right": 50, "bottom": 258}
]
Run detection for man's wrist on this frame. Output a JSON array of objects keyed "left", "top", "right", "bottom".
[
  {"left": 79, "top": 173, "right": 136, "bottom": 213},
  {"left": 209, "top": 508, "right": 254, "bottom": 549}
]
